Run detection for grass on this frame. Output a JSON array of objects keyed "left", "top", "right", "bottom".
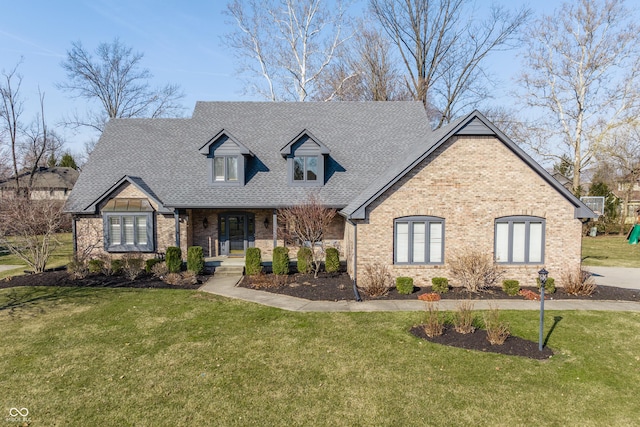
[
  {"left": 0, "top": 233, "right": 73, "bottom": 279},
  {"left": 582, "top": 234, "right": 640, "bottom": 267},
  {"left": 1, "top": 287, "right": 639, "bottom": 426}
]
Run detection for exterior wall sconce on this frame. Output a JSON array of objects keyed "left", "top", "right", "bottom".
[
  {"left": 203, "top": 217, "right": 208, "bottom": 229},
  {"left": 264, "top": 216, "right": 269, "bottom": 229}
]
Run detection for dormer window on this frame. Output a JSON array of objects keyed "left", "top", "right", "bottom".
[
  {"left": 199, "top": 130, "right": 253, "bottom": 186},
  {"left": 281, "top": 130, "right": 330, "bottom": 187}
]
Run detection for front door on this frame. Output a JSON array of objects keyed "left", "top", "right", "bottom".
[{"left": 219, "top": 212, "right": 255, "bottom": 256}]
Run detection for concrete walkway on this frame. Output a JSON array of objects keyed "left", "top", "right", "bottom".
[
  {"left": 0, "top": 265, "right": 22, "bottom": 273},
  {"left": 585, "top": 266, "right": 640, "bottom": 290},
  {"left": 199, "top": 275, "right": 640, "bottom": 312}
]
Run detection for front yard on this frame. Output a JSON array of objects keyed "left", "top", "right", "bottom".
[
  {"left": 582, "top": 234, "right": 640, "bottom": 267},
  {"left": 1, "top": 286, "right": 639, "bottom": 426}
]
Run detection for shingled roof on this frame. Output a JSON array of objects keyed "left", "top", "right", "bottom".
[
  {"left": 65, "top": 101, "right": 432, "bottom": 214},
  {"left": 0, "top": 167, "right": 78, "bottom": 190}
]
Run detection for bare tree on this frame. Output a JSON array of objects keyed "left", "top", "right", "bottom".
[
  {"left": 58, "top": 38, "right": 185, "bottom": 133},
  {"left": 517, "top": 0, "right": 640, "bottom": 194},
  {"left": 369, "top": 0, "right": 530, "bottom": 128},
  {"left": 224, "top": 0, "right": 352, "bottom": 101},
  {"left": 0, "top": 63, "right": 24, "bottom": 193},
  {"left": 0, "top": 198, "right": 66, "bottom": 273},
  {"left": 277, "top": 194, "right": 337, "bottom": 278}
]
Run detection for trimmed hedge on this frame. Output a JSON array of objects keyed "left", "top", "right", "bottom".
[
  {"left": 396, "top": 277, "right": 414, "bottom": 295},
  {"left": 272, "top": 246, "right": 290, "bottom": 275},
  {"left": 145, "top": 258, "right": 163, "bottom": 273},
  {"left": 88, "top": 259, "right": 104, "bottom": 274},
  {"left": 502, "top": 279, "right": 520, "bottom": 296},
  {"left": 431, "top": 277, "right": 449, "bottom": 294},
  {"left": 245, "top": 247, "right": 262, "bottom": 276},
  {"left": 325, "top": 248, "right": 340, "bottom": 273},
  {"left": 166, "top": 247, "right": 183, "bottom": 273},
  {"left": 297, "top": 247, "right": 312, "bottom": 274},
  {"left": 187, "top": 246, "right": 205, "bottom": 274},
  {"left": 111, "top": 259, "right": 123, "bottom": 274},
  {"left": 537, "top": 277, "right": 556, "bottom": 294}
]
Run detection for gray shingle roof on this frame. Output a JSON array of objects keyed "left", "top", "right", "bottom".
[
  {"left": 65, "top": 101, "right": 432, "bottom": 213},
  {"left": 0, "top": 167, "right": 78, "bottom": 189}
]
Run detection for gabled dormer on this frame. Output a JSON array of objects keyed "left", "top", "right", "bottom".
[
  {"left": 199, "top": 130, "right": 254, "bottom": 186},
  {"left": 280, "top": 129, "right": 330, "bottom": 187}
]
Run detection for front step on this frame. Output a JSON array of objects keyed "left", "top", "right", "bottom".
[{"left": 214, "top": 265, "right": 245, "bottom": 277}]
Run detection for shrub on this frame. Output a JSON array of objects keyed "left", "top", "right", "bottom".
[
  {"left": 395, "top": 277, "right": 414, "bottom": 295},
  {"left": 121, "top": 254, "right": 144, "bottom": 281},
  {"left": 431, "top": 277, "right": 449, "bottom": 294},
  {"left": 418, "top": 293, "right": 441, "bottom": 302},
  {"left": 111, "top": 259, "right": 123, "bottom": 275},
  {"left": 502, "top": 280, "right": 520, "bottom": 296},
  {"left": 454, "top": 301, "right": 476, "bottom": 334},
  {"left": 536, "top": 277, "right": 556, "bottom": 294},
  {"left": 166, "top": 246, "right": 183, "bottom": 273},
  {"left": 563, "top": 268, "right": 597, "bottom": 296},
  {"left": 245, "top": 247, "right": 262, "bottom": 276},
  {"left": 151, "top": 262, "right": 168, "bottom": 278},
  {"left": 449, "top": 249, "right": 504, "bottom": 292},
  {"left": 423, "top": 303, "right": 444, "bottom": 337},
  {"left": 296, "top": 247, "right": 313, "bottom": 274},
  {"left": 164, "top": 272, "right": 182, "bottom": 286},
  {"left": 484, "top": 306, "right": 510, "bottom": 345},
  {"left": 187, "top": 246, "right": 205, "bottom": 274},
  {"left": 325, "top": 247, "right": 340, "bottom": 273},
  {"left": 145, "top": 258, "right": 163, "bottom": 273},
  {"left": 67, "top": 258, "right": 89, "bottom": 279},
  {"left": 519, "top": 289, "right": 541, "bottom": 300},
  {"left": 88, "top": 259, "right": 105, "bottom": 274},
  {"left": 179, "top": 270, "right": 199, "bottom": 286},
  {"left": 359, "top": 264, "right": 392, "bottom": 297},
  {"left": 272, "top": 246, "right": 290, "bottom": 275}
]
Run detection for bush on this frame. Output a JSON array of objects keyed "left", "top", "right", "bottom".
[
  {"left": 145, "top": 258, "right": 163, "bottom": 273},
  {"left": 121, "top": 254, "right": 144, "bottom": 280},
  {"left": 484, "top": 306, "right": 510, "bottom": 345},
  {"left": 418, "top": 293, "right": 441, "bottom": 302},
  {"left": 423, "top": 303, "right": 444, "bottom": 337},
  {"left": 245, "top": 247, "right": 262, "bottom": 276},
  {"left": 454, "top": 301, "right": 476, "bottom": 334},
  {"left": 325, "top": 247, "right": 340, "bottom": 273},
  {"left": 449, "top": 249, "right": 504, "bottom": 292},
  {"left": 272, "top": 246, "right": 290, "bottom": 275},
  {"left": 67, "top": 258, "right": 89, "bottom": 279},
  {"left": 151, "top": 262, "right": 168, "bottom": 278},
  {"left": 395, "top": 277, "right": 414, "bottom": 295},
  {"left": 187, "top": 246, "right": 205, "bottom": 274},
  {"left": 111, "top": 259, "right": 123, "bottom": 275},
  {"left": 166, "top": 246, "right": 183, "bottom": 273},
  {"left": 88, "top": 259, "right": 105, "bottom": 274},
  {"left": 536, "top": 277, "right": 556, "bottom": 294},
  {"left": 179, "top": 270, "right": 199, "bottom": 286},
  {"left": 359, "top": 264, "right": 392, "bottom": 297},
  {"left": 562, "top": 269, "right": 597, "bottom": 296},
  {"left": 502, "top": 280, "right": 520, "bottom": 296},
  {"left": 431, "top": 277, "right": 449, "bottom": 294},
  {"left": 296, "top": 247, "right": 312, "bottom": 274}
]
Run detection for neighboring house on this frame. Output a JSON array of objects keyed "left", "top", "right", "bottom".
[
  {"left": 614, "top": 180, "right": 640, "bottom": 225},
  {"left": 65, "top": 102, "right": 595, "bottom": 286},
  {"left": 0, "top": 167, "right": 79, "bottom": 200}
]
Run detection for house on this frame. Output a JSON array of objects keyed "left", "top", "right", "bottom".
[
  {"left": 0, "top": 166, "right": 79, "bottom": 200},
  {"left": 614, "top": 180, "right": 640, "bottom": 224},
  {"left": 64, "top": 102, "right": 595, "bottom": 286}
]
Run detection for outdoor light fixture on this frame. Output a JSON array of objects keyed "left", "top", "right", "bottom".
[
  {"left": 203, "top": 217, "right": 208, "bottom": 229},
  {"left": 538, "top": 268, "right": 549, "bottom": 351},
  {"left": 264, "top": 217, "right": 269, "bottom": 229}
]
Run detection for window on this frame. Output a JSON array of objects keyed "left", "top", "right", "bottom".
[
  {"left": 394, "top": 217, "right": 444, "bottom": 264},
  {"left": 213, "top": 156, "right": 239, "bottom": 182},
  {"left": 495, "top": 216, "right": 544, "bottom": 264},
  {"left": 293, "top": 156, "right": 318, "bottom": 182},
  {"left": 102, "top": 198, "right": 154, "bottom": 252}
]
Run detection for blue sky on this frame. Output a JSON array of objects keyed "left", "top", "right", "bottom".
[{"left": 0, "top": 0, "right": 595, "bottom": 155}]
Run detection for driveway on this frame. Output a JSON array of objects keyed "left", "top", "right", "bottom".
[{"left": 585, "top": 266, "right": 640, "bottom": 290}]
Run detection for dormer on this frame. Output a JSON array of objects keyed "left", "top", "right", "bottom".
[
  {"left": 199, "top": 130, "right": 254, "bottom": 186},
  {"left": 280, "top": 130, "right": 330, "bottom": 187}
]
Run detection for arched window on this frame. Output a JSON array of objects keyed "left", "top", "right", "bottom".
[
  {"left": 394, "top": 216, "right": 444, "bottom": 265},
  {"left": 494, "top": 216, "right": 545, "bottom": 264}
]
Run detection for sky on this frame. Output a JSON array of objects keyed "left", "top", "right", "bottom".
[{"left": 0, "top": 0, "right": 610, "bottom": 156}]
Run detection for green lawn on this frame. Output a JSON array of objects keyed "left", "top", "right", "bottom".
[
  {"left": 1, "top": 287, "right": 639, "bottom": 426},
  {"left": 582, "top": 234, "right": 640, "bottom": 267},
  {"left": 0, "top": 233, "right": 73, "bottom": 279}
]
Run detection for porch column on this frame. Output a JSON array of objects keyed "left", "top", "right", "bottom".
[{"left": 272, "top": 209, "right": 277, "bottom": 248}]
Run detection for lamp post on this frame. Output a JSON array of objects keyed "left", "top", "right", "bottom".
[{"left": 538, "top": 268, "right": 548, "bottom": 351}]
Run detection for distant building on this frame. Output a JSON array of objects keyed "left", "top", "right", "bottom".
[{"left": 0, "top": 167, "right": 79, "bottom": 200}]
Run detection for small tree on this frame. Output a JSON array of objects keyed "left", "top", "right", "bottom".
[
  {"left": 0, "top": 198, "right": 65, "bottom": 273},
  {"left": 277, "top": 194, "right": 337, "bottom": 278}
]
